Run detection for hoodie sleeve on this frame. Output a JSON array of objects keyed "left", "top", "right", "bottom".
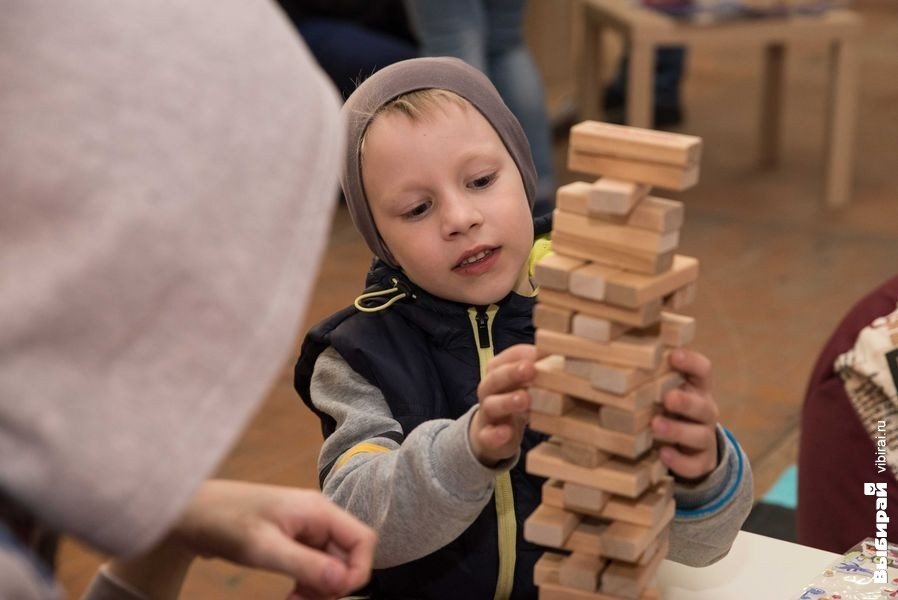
[
  {"left": 668, "top": 426, "right": 754, "bottom": 566},
  {"left": 309, "top": 346, "right": 517, "bottom": 568}
]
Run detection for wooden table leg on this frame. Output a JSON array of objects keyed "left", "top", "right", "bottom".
[
  {"left": 579, "top": 13, "right": 603, "bottom": 121},
  {"left": 626, "top": 38, "right": 654, "bottom": 128},
  {"left": 759, "top": 43, "right": 785, "bottom": 168},
  {"left": 823, "top": 37, "right": 859, "bottom": 208}
]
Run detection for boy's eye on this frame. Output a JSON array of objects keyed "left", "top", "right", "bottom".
[
  {"left": 403, "top": 200, "right": 432, "bottom": 219},
  {"left": 469, "top": 173, "right": 496, "bottom": 190}
]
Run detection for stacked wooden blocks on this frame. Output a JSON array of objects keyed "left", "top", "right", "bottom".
[{"left": 524, "top": 121, "right": 703, "bottom": 599}]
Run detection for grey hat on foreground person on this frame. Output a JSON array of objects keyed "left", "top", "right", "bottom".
[{"left": 0, "top": 1, "right": 374, "bottom": 599}]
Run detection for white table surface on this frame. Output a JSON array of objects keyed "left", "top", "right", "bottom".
[{"left": 656, "top": 530, "right": 841, "bottom": 599}]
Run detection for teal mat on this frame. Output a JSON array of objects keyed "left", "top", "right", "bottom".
[{"left": 762, "top": 464, "right": 797, "bottom": 508}]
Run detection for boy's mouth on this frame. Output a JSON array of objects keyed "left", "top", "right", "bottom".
[{"left": 453, "top": 246, "right": 500, "bottom": 272}]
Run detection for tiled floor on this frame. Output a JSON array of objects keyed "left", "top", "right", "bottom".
[{"left": 58, "top": 2, "right": 898, "bottom": 596}]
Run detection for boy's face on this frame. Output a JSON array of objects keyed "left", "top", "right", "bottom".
[{"left": 362, "top": 102, "right": 534, "bottom": 306}]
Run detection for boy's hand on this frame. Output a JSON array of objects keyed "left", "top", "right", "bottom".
[
  {"left": 651, "top": 348, "right": 720, "bottom": 483},
  {"left": 470, "top": 344, "right": 537, "bottom": 467}
]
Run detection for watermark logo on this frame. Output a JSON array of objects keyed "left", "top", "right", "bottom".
[{"left": 863, "top": 481, "right": 889, "bottom": 583}]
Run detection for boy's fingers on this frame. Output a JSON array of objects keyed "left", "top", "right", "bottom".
[
  {"left": 651, "top": 416, "right": 716, "bottom": 451},
  {"left": 485, "top": 344, "right": 538, "bottom": 373},
  {"left": 480, "top": 391, "right": 529, "bottom": 421},
  {"left": 478, "top": 361, "right": 535, "bottom": 399},
  {"left": 669, "top": 349, "right": 711, "bottom": 391},
  {"left": 662, "top": 389, "right": 719, "bottom": 425},
  {"left": 658, "top": 445, "right": 715, "bottom": 480}
]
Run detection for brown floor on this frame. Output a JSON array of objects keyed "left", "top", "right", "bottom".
[{"left": 58, "top": 2, "right": 898, "bottom": 596}]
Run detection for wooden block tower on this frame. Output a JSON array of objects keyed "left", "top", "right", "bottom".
[{"left": 524, "top": 121, "right": 703, "bottom": 599}]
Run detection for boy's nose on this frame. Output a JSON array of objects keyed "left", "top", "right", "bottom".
[{"left": 440, "top": 194, "right": 483, "bottom": 239}]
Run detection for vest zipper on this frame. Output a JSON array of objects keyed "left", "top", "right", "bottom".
[{"left": 467, "top": 305, "right": 516, "bottom": 600}]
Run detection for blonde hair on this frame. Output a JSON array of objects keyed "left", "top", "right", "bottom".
[{"left": 360, "top": 89, "right": 471, "bottom": 154}]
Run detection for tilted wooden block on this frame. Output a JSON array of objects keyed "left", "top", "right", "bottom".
[
  {"left": 558, "top": 194, "right": 684, "bottom": 234},
  {"left": 568, "top": 263, "right": 608, "bottom": 302},
  {"left": 529, "top": 408, "right": 652, "bottom": 459},
  {"left": 664, "top": 281, "right": 697, "bottom": 310},
  {"left": 534, "top": 252, "right": 588, "bottom": 291},
  {"left": 599, "top": 404, "right": 657, "bottom": 434},
  {"left": 569, "top": 149, "right": 699, "bottom": 191},
  {"left": 561, "top": 438, "right": 610, "bottom": 468},
  {"left": 552, "top": 231, "right": 674, "bottom": 276},
  {"left": 537, "top": 328, "right": 662, "bottom": 370},
  {"left": 569, "top": 121, "right": 702, "bottom": 168},
  {"left": 564, "top": 350, "right": 672, "bottom": 396},
  {"left": 531, "top": 386, "right": 575, "bottom": 416},
  {"left": 539, "top": 288, "right": 662, "bottom": 328},
  {"left": 534, "top": 355, "right": 657, "bottom": 412},
  {"left": 601, "top": 540, "right": 670, "bottom": 599},
  {"left": 588, "top": 255, "right": 699, "bottom": 309},
  {"left": 560, "top": 552, "right": 606, "bottom": 592},
  {"left": 564, "top": 481, "right": 610, "bottom": 514},
  {"left": 590, "top": 178, "right": 650, "bottom": 216},
  {"left": 601, "top": 482, "right": 672, "bottom": 527},
  {"left": 524, "top": 504, "right": 581, "bottom": 547},
  {"left": 554, "top": 210, "right": 680, "bottom": 255},
  {"left": 601, "top": 499, "right": 675, "bottom": 562},
  {"left": 571, "top": 313, "right": 628, "bottom": 343},
  {"left": 526, "top": 441, "right": 653, "bottom": 497},
  {"left": 659, "top": 311, "right": 696, "bottom": 347},
  {"left": 534, "top": 552, "right": 566, "bottom": 586},
  {"left": 539, "top": 571, "right": 661, "bottom": 600},
  {"left": 533, "top": 303, "right": 573, "bottom": 334}
]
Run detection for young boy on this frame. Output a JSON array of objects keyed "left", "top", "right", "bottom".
[{"left": 295, "top": 57, "right": 753, "bottom": 599}]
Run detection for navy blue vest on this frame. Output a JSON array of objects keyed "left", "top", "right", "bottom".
[{"left": 295, "top": 219, "right": 552, "bottom": 598}]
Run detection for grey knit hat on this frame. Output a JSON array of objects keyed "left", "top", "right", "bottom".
[{"left": 341, "top": 57, "right": 537, "bottom": 268}]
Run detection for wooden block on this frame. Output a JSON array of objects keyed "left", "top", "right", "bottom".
[
  {"left": 534, "top": 552, "right": 565, "bottom": 585},
  {"left": 659, "top": 311, "right": 696, "bottom": 347},
  {"left": 568, "top": 264, "right": 607, "bottom": 302},
  {"left": 555, "top": 181, "right": 596, "bottom": 216},
  {"left": 565, "top": 517, "right": 608, "bottom": 555},
  {"left": 534, "top": 355, "right": 658, "bottom": 412},
  {"left": 601, "top": 500, "right": 675, "bottom": 562},
  {"left": 561, "top": 438, "right": 609, "bottom": 468},
  {"left": 590, "top": 178, "right": 650, "bottom": 216},
  {"left": 570, "top": 121, "right": 702, "bottom": 168},
  {"left": 539, "top": 288, "right": 662, "bottom": 328},
  {"left": 529, "top": 408, "right": 651, "bottom": 459},
  {"left": 554, "top": 210, "right": 680, "bottom": 255},
  {"left": 636, "top": 527, "right": 669, "bottom": 567},
  {"left": 552, "top": 231, "right": 674, "bottom": 276},
  {"left": 564, "top": 481, "right": 609, "bottom": 514},
  {"left": 535, "top": 252, "right": 588, "bottom": 291},
  {"left": 599, "top": 404, "right": 656, "bottom": 434},
  {"left": 601, "top": 483, "right": 672, "bottom": 527},
  {"left": 571, "top": 313, "right": 628, "bottom": 343},
  {"left": 570, "top": 350, "right": 673, "bottom": 396},
  {"left": 664, "top": 281, "right": 697, "bottom": 310},
  {"left": 648, "top": 451, "right": 669, "bottom": 485},
  {"left": 524, "top": 504, "right": 581, "bottom": 547},
  {"left": 531, "top": 386, "right": 575, "bottom": 416},
  {"left": 601, "top": 540, "right": 670, "bottom": 599},
  {"left": 539, "top": 571, "right": 661, "bottom": 600},
  {"left": 526, "top": 441, "right": 653, "bottom": 497},
  {"left": 534, "top": 303, "right": 573, "bottom": 333},
  {"left": 569, "top": 148, "right": 700, "bottom": 191},
  {"left": 560, "top": 552, "right": 605, "bottom": 592},
  {"left": 542, "top": 478, "right": 566, "bottom": 509},
  {"left": 590, "top": 255, "right": 699, "bottom": 309},
  {"left": 536, "top": 328, "right": 662, "bottom": 370},
  {"left": 558, "top": 194, "right": 684, "bottom": 234},
  {"left": 648, "top": 371, "right": 685, "bottom": 404}
]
